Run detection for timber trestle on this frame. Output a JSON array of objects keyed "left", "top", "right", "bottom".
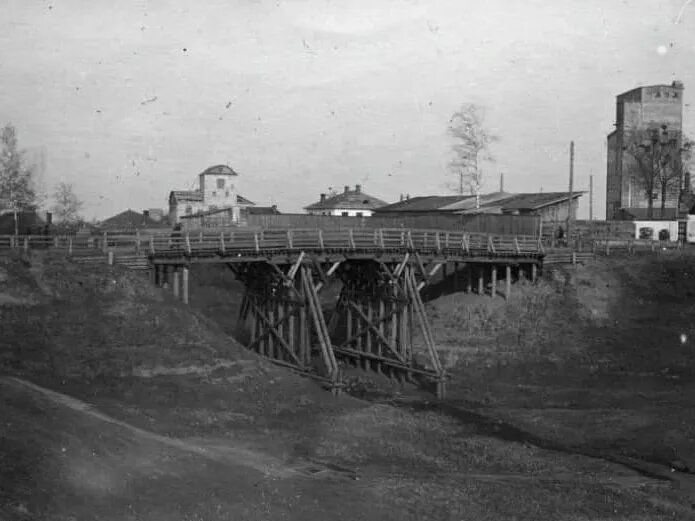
[
  {"left": 148, "top": 228, "right": 546, "bottom": 398},
  {"left": 230, "top": 255, "right": 446, "bottom": 397}
]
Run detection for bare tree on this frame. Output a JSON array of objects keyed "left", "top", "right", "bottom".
[
  {"left": 0, "top": 124, "right": 38, "bottom": 235},
  {"left": 624, "top": 124, "right": 683, "bottom": 219},
  {"left": 447, "top": 104, "right": 498, "bottom": 207},
  {"left": 678, "top": 135, "right": 694, "bottom": 199},
  {"left": 52, "top": 182, "right": 84, "bottom": 225}
]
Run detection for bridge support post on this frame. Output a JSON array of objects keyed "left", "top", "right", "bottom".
[
  {"left": 505, "top": 265, "right": 512, "bottom": 299},
  {"left": 466, "top": 267, "right": 472, "bottom": 293},
  {"left": 333, "top": 260, "right": 445, "bottom": 397},
  {"left": 531, "top": 263, "right": 537, "bottom": 282},
  {"left": 182, "top": 267, "right": 189, "bottom": 304},
  {"left": 173, "top": 269, "right": 180, "bottom": 299},
  {"left": 478, "top": 268, "right": 484, "bottom": 295},
  {"left": 233, "top": 261, "right": 341, "bottom": 393},
  {"left": 491, "top": 267, "right": 497, "bottom": 298}
]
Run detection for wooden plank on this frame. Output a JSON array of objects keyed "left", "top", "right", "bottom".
[{"left": 348, "top": 301, "right": 406, "bottom": 364}]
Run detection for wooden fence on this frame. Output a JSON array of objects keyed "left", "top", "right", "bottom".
[{"left": 242, "top": 213, "right": 541, "bottom": 235}]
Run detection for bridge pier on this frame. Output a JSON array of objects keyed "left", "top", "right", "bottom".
[{"left": 231, "top": 256, "right": 446, "bottom": 398}]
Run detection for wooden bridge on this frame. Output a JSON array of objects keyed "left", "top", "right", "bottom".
[
  {"left": 3, "top": 227, "right": 681, "bottom": 397},
  {"left": 146, "top": 228, "right": 545, "bottom": 398}
]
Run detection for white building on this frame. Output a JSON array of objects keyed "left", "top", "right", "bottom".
[
  {"left": 303, "top": 185, "right": 388, "bottom": 217},
  {"left": 168, "top": 165, "right": 254, "bottom": 224}
]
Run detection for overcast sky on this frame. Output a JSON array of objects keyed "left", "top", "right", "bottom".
[{"left": 1, "top": 0, "right": 694, "bottom": 220}]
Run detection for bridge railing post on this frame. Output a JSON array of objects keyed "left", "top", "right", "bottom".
[
  {"left": 220, "top": 231, "right": 226, "bottom": 255},
  {"left": 287, "top": 229, "right": 293, "bottom": 249},
  {"left": 318, "top": 229, "right": 324, "bottom": 249},
  {"left": 184, "top": 233, "right": 192, "bottom": 256}
]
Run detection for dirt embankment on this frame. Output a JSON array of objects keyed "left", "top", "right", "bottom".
[{"left": 3, "top": 251, "right": 695, "bottom": 520}]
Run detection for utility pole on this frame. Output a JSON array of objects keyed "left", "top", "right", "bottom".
[
  {"left": 567, "top": 141, "right": 575, "bottom": 242},
  {"left": 589, "top": 173, "right": 594, "bottom": 221}
]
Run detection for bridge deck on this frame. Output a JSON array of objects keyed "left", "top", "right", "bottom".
[{"left": 148, "top": 228, "right": 545, "bottom": 263}]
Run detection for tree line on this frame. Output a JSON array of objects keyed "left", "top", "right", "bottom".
[{"left": 0, "top": 123, "right": 83, "bottom": 234}]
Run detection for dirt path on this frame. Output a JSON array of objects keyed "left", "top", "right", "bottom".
[{"left": 1, "top": 376, "right": 296, "bottom": 479}]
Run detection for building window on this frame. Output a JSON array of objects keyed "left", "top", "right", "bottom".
[
  {"left": 341, "top": 211, "right": 349, "bottom": 216},
  {"left": 217, "top": 178, "right": 225, "bottom": 189},
  {"left": 185, "top": 205, "right": 192, "bottom": 215},
  {"left": 225, "top": 190, "right": 229, "bottom": 197},
  {"left": 356, "top": 212, "right": 363, "bottom": 217},
  {"left": 212, "top": 191, "right": 217, "bottom": 197}
]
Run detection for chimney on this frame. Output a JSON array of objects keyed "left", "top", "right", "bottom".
[
  {"left": 320, "top": 193, "right": 326, "bottom": 203},
  {"left": 344, "top": 185, "right": 349, "bottom": 194},
  {"left": 672, "top": 80, "right": 684, "bottom": 89},
  {"left": 355, "top": 184, "right": 361, "bottom": 193},
  {"left": 143, "top": 210, "right": 150, "bottom": 218},
  {"left": 406, "top": 194, "right": 410, "bottom": 200},
  {"left": 400, "top": 193, "right": 404, "bottom": 202},
  {"left": 499, "top": 173, "right": 504, "bottom": 193}
]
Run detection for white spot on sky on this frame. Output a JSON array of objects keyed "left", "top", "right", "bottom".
[
  {"left": 680, "top": 333, "right": 687, "bottom": 344},
  {"left": 657, "top": 45, "right": 668, "bottom": 55}
]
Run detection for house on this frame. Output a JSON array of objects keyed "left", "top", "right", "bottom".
[
  {"left": 99, "top": 209, "right": 163, "bottom": 231},
  {"left": 169, "top": 164, "right": 255, "bottom": 224},
  {"left": 304, "top": 185, "right": 388, "bottom": 216},
  {"left": 375, "top": 192, "right": 583, "bottom": 224},
  {"left": 0, "top": 210, "right": 46, "bottom": 235}
]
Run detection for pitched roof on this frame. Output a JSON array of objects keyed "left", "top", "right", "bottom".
[
  {"left": 439, "top": 192, "right": 513, "bottom": 212},
  {"left": 200, "top": 164, "right": 239, "bottom": 176},
  {"left": 374, "top": 195, "right": 472, "bottom": 213},
  {"left": 170, "top": 190, "right": 203, "bottom": 202},
  {"left": 496, "top": 192, "right": 584, "bottom": 211},
  {"left": 304, "top": 188, "right": 388, "bottom": 211},
  {"left": 100, "top": 209, "right": 161, "bottom": 230},
  {"left": 375, "top": 192, "right": 585, "bottom": 214},
  {"left": 237, "top": 194, "right": 255, "bottom": 206}
]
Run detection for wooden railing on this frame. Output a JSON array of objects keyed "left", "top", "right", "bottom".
[
  {"left": 147, "top": 228, "right": 546, "bottom": 258},
  {"left": 0, "top": 229, "right": 546, "bottom": 258}
]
